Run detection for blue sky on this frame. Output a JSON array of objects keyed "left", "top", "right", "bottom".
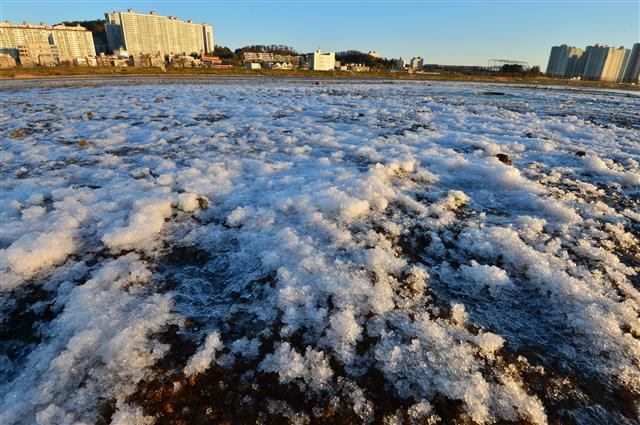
[{"left": 2, "top": 1, "right": 638, "bottom": 68}]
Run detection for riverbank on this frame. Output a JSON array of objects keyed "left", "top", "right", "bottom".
[{"left": 2, "top": 66, "right": 638, "bottom": 91}]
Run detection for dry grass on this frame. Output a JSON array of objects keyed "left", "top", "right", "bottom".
[{"left": 1, "top": 66, "right": 638, "bottom": 91}]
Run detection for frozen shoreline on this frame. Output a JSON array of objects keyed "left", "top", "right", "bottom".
[{"left": 2, "top": 75, "right": 639, "bottom": 96}]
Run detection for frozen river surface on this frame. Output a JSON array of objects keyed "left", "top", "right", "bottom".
[{"left": 1, "top": 80, "right": 639, "bottom": 424}]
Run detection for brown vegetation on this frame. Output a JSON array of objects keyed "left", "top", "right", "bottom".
[{"left": 1, "top": 66, "right": 638, "bottom": 91}]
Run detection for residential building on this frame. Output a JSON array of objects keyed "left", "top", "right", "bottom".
[
  {"left": 104, "top": 9, "right": 213, "bottom": 57},
  {"left": 410, "top": 56, "right": 424, "bottom": 70},
  {"left": 622, "top": 43, "right": 640, "bottom": 83},
  {"left": 602, "top": 47, "right": 629, "bottom": 82},
  {"left": 93, "top": 35, "right": 108, "bottom": 55},
  {"left": 546, "top": 44, "right": 583, "bottom": 77},
  {"left": 308, "top": 49, "right": 335, "bottom": 71},
  {"left": 368, "top": 50, "right": 380, "bottom": 58},
  {"left": 1, "top": 21, "right": 50, "bottom": 58},
  {"left": 0, "top": 21, "right": 95, "bottom": 61},
  {"left": 49, "top": 24, "right": 97, "bottom": 61},
  {"left": 0, "top": 52, "right": 17, "bottom": 67},
  {"left": 17, "top": 43, "right": 59, "bottom": 66},
  {"left": 95, "top": 53, "right": 114, "bottom": 66},
  {"left": 170, "top": 55, "right": 199, "bottom": 67},
  {"left": 201, "top": 54, "right": 222, "bottom": 66},
  {"left": 565, "top": 53, "right": 585, "bottom": 78},
  {"left": 346, "top": 63, "right": 370, "bottom": 72},
  {"left": 240, "top": 52, "right": 299, "bottom": 68},
  {"left": 203, "top": 25, "right": 214, "bottom": 54},
  {"left": 582, "top": 44, "right": 629, "bottom": 81},
  {"left": 393, "top": 57, "right": 406, "bottom": 69},
  {"left": 274, "top": 54, "right": 299, "bottom": 68},
  {"left": 131, "top": 52, "right": 165, "bottom": 67},
  {"left": 272, "top": 62, "right": 293, "bottom": 70},
  {"left": 616, "top": 48, "right": 631, "bottom": 82},
  {"left": 242, "top": 52, "right": 274, "bottom": 62}
]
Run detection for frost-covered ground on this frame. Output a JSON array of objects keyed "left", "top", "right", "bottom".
[{"left": 1, "top": 79, "right": 639, "bottom": 425}]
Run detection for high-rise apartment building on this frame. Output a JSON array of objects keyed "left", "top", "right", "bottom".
[
  {"left": 104, "top": 10, "right": 213, "bottom": 56},
  {"left": 49, "top": 25, "right": 97, "bottom": 61},
  {"left": 564, "top": 54, "right": 585, "bottom": 78},
  {"left": 603, "top": 47, "right": 629, "bottom": 82},
  {"left": 410, "top": 57, "right": 423, "bottom": 70},
  {"left": 616, "top": 48, "right": 631, "bottom": 82},
  {"left": 582, "top": 44, "right": 629, "bottom": 82},
  {"left": 622, "top": 43, "right": 640, "bottom": 83},
  {"left": 546, "top": 44, "right": 583, "bottom": 77},
  {"left": 0, "top": 21, "right": 95, "bottom": 61},
  {"left": 203, "top": 25, "right": 214, "bottom": 53},
  {"left": 394, "top": 57, "right": 406, "bottom": 69}
]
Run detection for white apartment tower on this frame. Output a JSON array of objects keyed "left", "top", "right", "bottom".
[
  {"left": 0, "top": 21, "right": 96, "bottom": 61},
  {"left": 410, "top": 57, "right": 424, "bottom": 70},
  {"left": 309, "top": 50, "right": 335, "bottom": 71},
  {"left": 203, "top": 25, "right": 214, "bottom": 53},
  {"left": 105, "top": 10, "right": 214, "bottom": 56}
]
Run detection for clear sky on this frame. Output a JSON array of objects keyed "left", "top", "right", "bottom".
[{"left": 1, "top": 0, "right": 639, "bottom": 69}]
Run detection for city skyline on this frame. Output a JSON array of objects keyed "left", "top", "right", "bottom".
[{"left": 2, "top": 0, "right": 638, "bottom": 70}]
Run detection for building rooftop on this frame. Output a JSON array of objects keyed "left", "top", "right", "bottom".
[{"left": 0, "top": 21, "right": 90, "bottom": 31}]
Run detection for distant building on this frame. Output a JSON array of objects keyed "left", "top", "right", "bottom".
[
  {"left": 308, "top": 49, "right": 335, "bottom": 71},
  {"left": 241, "top": 51, "right": 299, "bottom": 68},
  {"left": 49, "top": 24, "right": 97, "bottom": 61},
  {"left": 112, "top": 47, "right": 129, "bottom": 58},
  {"left": 616, "top": 48, "right": 631, "bottom": 82},
  {"left": 546, "top": 44, "right": 583, "bottom": 77},
  {"left": 0, "top": 52, "right": 17, "bottom": 67},
  {"left": 17, "top": 43, "right": 58, "bottom": 66},
  {"left": 170, "top": 55, "right": 198, "bottom": 68},
  {"left": 242, "top": 52, "right": 274, "bottom": 62},
  {"left": 393, "top": 57, "right": 406, "bottom": 69},
  {"left": 95, "top": 53, "right": 113, "bottom": 66},
  {"left": 410, "top": 56, "right": 423, "bottom": 70},
  {"left": 340, "top": 63, "right": 370, "bottom": 72},
  {"left": 487, "top": 58, "right": 530, "bottom": 72},
  {"left": 104, "top": 9, "right": 213, "bottom": 57},
  {"left": 274, "top": 54, "right": 299, "bottom": 65},
  {"left": 564, "top": 53, "right": 585, "bottom": 78},
  {"left": 201, "top": 54, "right": 222, "bottom": 65},
  {"left": 604, "top": 47, "right": 629, "bottom": 82},
  {"left": 272, "top": 62, "right": 293, "bottom": 70},
  {"left": 368, "top": 50, "right": 380, "bottom": 58},
  {"left": 131, "top": 52, "right": 165, "bottom": 68},
  {"left": 0, "top": 21, "right": 96, "bottom": 62},
  {"left": 92, "top": 35, "right": 108, "bottom": 55},
  {"left": 622, "top": 43, "right": 640, "bottom": 83},
  {"left": 203, "top": 25, "right": 214, "bottom": 54},
  {"left": 582, "top": 44, "right": 629, "bottom": 82}
]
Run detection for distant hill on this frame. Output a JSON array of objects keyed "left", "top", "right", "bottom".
[
  {"left": 336, "top": 50, "right": 391, "bottom": 68},
  {"left": 59, "top": 20, "right": 106, "bottom": 34}
]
